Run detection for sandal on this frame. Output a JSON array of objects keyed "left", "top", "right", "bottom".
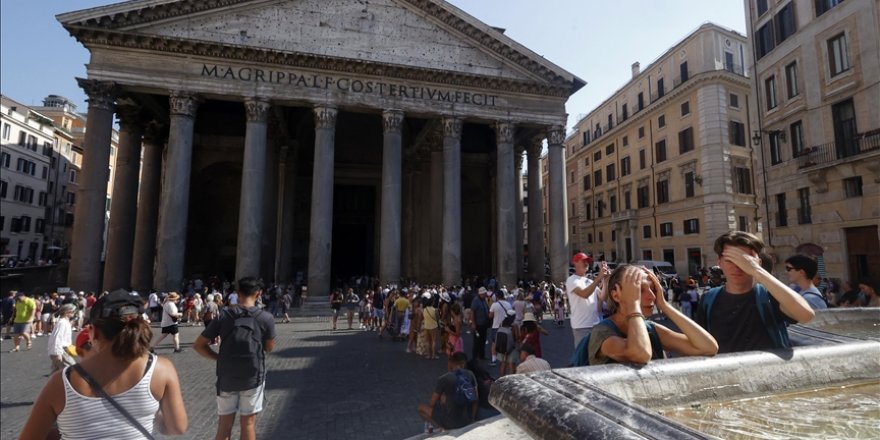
[
  {"left": 10, "top": 347, "right": 19, "bottom": 352},
  {"left": 25, "top": 343, "right": 32, "bottom": 351}
]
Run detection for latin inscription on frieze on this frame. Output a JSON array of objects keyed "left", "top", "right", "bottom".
[{"left": 201, "top": 64, "right": 499, "bottom": 107}]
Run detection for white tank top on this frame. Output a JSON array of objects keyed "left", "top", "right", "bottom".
[{"left": 57, "top": 354, "right": 160, "bottom": 439}]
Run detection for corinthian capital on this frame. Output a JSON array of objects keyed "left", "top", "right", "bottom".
[
  {"left": 442, "top": 117, "right": 462, "bottom": 141},
  {"left": 313, "top": 105, "right": 338, "bottom": 129},
  {"left": 546, "top": 125, "right": 565, "bottom": 146},
  {"left": 115, "top": 103, "right": 146, "bottom": 133},
  {"left": 169, "top": 91, "right": 201, "bottom": 118},
  {"left": 495, "top": 121, "right": 515, "bottom": 145},
  {"left": 526, "top": 141, "right": 543, "bottom": 158},
  {"left": 76, "top": 78, "right": 118, "bottom": 112},
  {"left": 382, "top": 109, "right": 404, "bottom": 134},
  {"left": 244, "top": 98, "right": 271, "bottom": 123}
]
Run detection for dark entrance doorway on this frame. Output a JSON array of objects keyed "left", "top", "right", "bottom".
[
  {"left": 845, "top": 226, "right": 880, "bottom": 283},
  {"left": 331, "top": 185, "right": 376, "bottom": 288}
]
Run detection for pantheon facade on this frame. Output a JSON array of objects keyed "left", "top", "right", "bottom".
[{"left": 59, "top": 0, "right": 584, "bottom": 295}]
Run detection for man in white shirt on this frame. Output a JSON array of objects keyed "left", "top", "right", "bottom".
[
  {"left": 566, "top": 253, "right": 609, "bottom": 349},
  {"left": 516, "top": 343, "right": 551, "bottom": 374},
  {"left": 488, "top": 291, "right": 513, "bottom": 366}
]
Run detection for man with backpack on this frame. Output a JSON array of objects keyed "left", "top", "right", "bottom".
[
  {"left": 488, "top": 291, "right": 514, "bottom": 366},
  {"left": 193, "top": 277, "right": 276, "bottom": 440},
  {"left": 695, "top": 231, "right": 814, "bottom": 353},
  {"left": 417, "top": 352, "right": 478, "bottom": 433},
  {"left": 784, "top": 255, "right": 828, "bottom": 310}
]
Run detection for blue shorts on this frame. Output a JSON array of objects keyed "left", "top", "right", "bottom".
[{"left": 217, "top": 382, "right": 265, "bottom": 416}]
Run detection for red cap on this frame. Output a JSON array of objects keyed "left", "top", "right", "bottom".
[
  {"left": 76, "top": 327, "right": 91, "bottom": 349},
  {"left": 572, "top": 253, "right": 592, "bottom": 264}
]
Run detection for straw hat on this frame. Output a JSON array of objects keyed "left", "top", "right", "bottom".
[{"left": 523, "top": 312, "right": 537, "bottom": 323}]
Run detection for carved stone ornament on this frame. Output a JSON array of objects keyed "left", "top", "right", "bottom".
[
  {"left": 637, "top": 177, "right": 650, "bottom": 187},
  {"left": 657, "top": 169, "right": 671, "bottom": 181},
  {"left": 442, "top": 117, "right": 463, "bottom": 140},
  {"left": 169, "top": 91, "right": 201, "bottom": 117},
  {"left": 76, "top": 78, "right": 117, "bottom": 112},
  {"left": 515, "top": 150, "right": 525, "bottom": 169},
  {"left": 679, "top": 160, "right": 697, "bottom": 176},
  {"left": 526, "top": 142, "right": 544, "bottom": 158},
  {"left": 115, "top": 103, "right": 146, "bottom": 132},
  {"left": 547, "top": 125, "right": 565, "bottom": 146},
  {"left": 313, "top": 106, "right": 338, "bottom": 129},
  {"left": 143, "top": 121, "right": 167, "bottom": 144},
  {"left": 244, "top": 98, "right": 271, "bottom": 123},
  {"left": 382, "top": 110, "right": 404, "bottom": 134},
  {"left": 495, "top": 121, "right": 514, "bottom": 145}
]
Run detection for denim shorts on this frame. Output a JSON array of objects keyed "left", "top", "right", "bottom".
[{"left": 217, "top": 381, "right": 265, "bottom": 416}]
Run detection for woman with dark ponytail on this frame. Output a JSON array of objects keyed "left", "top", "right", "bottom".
[{"left": 20, "top": 289, "right": 188, "bottom": 439}]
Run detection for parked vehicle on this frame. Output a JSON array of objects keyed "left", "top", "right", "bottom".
[{"left": 631, "top": 260, "right": 678, "bottom": 281}]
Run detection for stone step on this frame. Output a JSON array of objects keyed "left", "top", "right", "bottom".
[{"left": 404, "top": 415, "right": 532, "bottom": 440}]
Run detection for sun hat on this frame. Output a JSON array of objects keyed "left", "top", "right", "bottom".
[
  {"left": 523, "top": 312, "right": 537, "bottom": 322},
  {"left": 478, "top": 287, "right": 488, "bottom": 295},
  {"left": 166, "top": 291, "right": 181, "bottom": 301}
]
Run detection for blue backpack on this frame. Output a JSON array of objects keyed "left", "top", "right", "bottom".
[
  {"left": 452, "top": 369, "right": 477, "bottom": 406},
  {"left": 699, "top": 284, "right": 790, "bottom": 349},
  {"left": 569, "top": 318, "right": 663, "bottom": 367}
]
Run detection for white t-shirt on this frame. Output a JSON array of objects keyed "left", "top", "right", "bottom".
[
  {"left": 148, "top": 293, "right": 159, "bottom": 308},
  {"left": 160, "top": 302, "right": 179, "bottom": 328},
  {"left": 490, "top": 300, "right": 512, "bottom": 329},
  {"left": 566, "top": 274, "right": 600, "bottom": 329}
]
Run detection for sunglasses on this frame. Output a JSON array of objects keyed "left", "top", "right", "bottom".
[{"left": 785, "top": 266, "right": 797, "bottom": 272}]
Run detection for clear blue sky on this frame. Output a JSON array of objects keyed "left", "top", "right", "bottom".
[{"left": 1, "top": 0, "right": 746, "bottom": 129}]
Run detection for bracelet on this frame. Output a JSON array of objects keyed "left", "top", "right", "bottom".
[{"left": 626, "top": 312, "right": 645, "bottom": 320}]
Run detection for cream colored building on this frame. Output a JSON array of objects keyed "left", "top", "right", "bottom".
[
  {"left": 562, "top": 23, "right": 758, "bottom": 277},
  {"left": 33, "top": 96, "right": 90, "bottom": 260},
  {"left": 1, "top": 96, "right": 54, "bottom": 261},
  {"left": 745, "top": 0, "right": 880, "bottom": 284}
]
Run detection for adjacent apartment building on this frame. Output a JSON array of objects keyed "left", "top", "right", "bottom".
[
  {"left": 561, "top": 23, "right": 758, "bottom": 277},
  {"left": 746, "top": 0, "right": 879, "bottom": 284},
  {"left": 1, "top": 96, "right": 55, "bottom": 261},
  {"left": 32, "top": 95, "right": 88, "bottom": 260}
]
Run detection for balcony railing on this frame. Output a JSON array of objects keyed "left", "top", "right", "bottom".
[
  {"left": 611, "top": 209, "right": 638, "bottom": 222},
  {"left": 797, "top": 132, "right": 880, "bottom": 169},
  {"left": 723, "top": 63, "right": 745, "bottom": 76}
]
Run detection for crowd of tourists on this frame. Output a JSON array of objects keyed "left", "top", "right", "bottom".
[{"left": 6, "top": 230, "right": 880, "bottom": 438}]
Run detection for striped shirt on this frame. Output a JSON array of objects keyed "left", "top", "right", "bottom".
[{"left": 57, "top": 354, "right": 160, "bottom": 439}]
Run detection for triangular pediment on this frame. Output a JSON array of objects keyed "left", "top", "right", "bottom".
[{"left": 58, "top": 0, "right": 584, "bottom": 93}]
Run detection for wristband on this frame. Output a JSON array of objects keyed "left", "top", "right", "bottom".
[{"left": 626, "top": 312, "right": 645, "bottom": 320}]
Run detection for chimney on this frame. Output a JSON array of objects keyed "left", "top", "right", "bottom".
[{"left": 631, "top": 62, "right": 640, "bottom": 79}]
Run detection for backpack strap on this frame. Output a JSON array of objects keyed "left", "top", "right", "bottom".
[
  {"left": 754, "top": 284, "right": 790, "bottom": 349},
  {"left": 700, "top": 287, "right": 723, "bottom": 331}
]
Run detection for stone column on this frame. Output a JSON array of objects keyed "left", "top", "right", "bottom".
[
  {"left": 154, "top": 92, "right": 200, "bottom": 292},
  {"left": 275, "top": 144, "right": 298, "bottom": 284},
  {"left": 527, "top": 143, "right": 545, "bottom": 281},
  {"left": 67, "top": 79, "right": 117, "bottom": 292},
  {"left": 235, "top": 98, "right": 270, "bottom": 280},
  {"left": 495, "top": 122, "right": 517, "bottom": 287},
  {"left": 307, "top": 105, "right": 337, "bottom": 296},
  {"left": 379, "top": 109, "right": 404, "bottom": 284},
  {"left": 441, "top": 117, "right": 462, "bottom": 286},
  {"left": 515, "top": 150, "right": 525, "bottom": 281},
  {"left": 429, "top": 149, "right": 443, "bottom": 282},
  {"left": 547, "top": 126, "right": 569, "bottom": 284},
  {"left": 131, "top": 123, "right": 165, "bottom": 292},
  {"left": 102, "top": 105, "right": 145, "bottom": 290}
]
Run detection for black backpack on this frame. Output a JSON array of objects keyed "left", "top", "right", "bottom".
[
  {"left": 495, "top": 326, "right": 514, "bottom": 355},
  {"left": 217, "top": 307, "right": 266, "bottom": 392}
]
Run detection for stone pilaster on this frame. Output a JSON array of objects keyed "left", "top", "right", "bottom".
[
  {"left": 547, "top": 125, "right": 569, "bottom": 283},
  {"left": 308, "top": 105, "right": 338, "bottom": 295},
  {"left": 527, "top": 142, "right": 545, "bottom": 281},
  {"left": 442, "top": 116, "right": 463, "bottom": 286},
  {"left": 235, "top": 98, "right": 271, "bottom": 280},
  {"left": 495, "top": 121, "right": 517, "bottom": 287},
  {"left": 103, "top": 104, "right": 146, "bottom": 290},
  {"left": 131, "top": 122, "right": 165, "bottom": 292},
  {"left": 67, "top": 78, "right": 117, "bottom": 292},
  {"left": 154, "top": 91, "right": 200, "bottom": 292},
  {"left": 380, "top": 109, "right": 404, "bottom": 284}
]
